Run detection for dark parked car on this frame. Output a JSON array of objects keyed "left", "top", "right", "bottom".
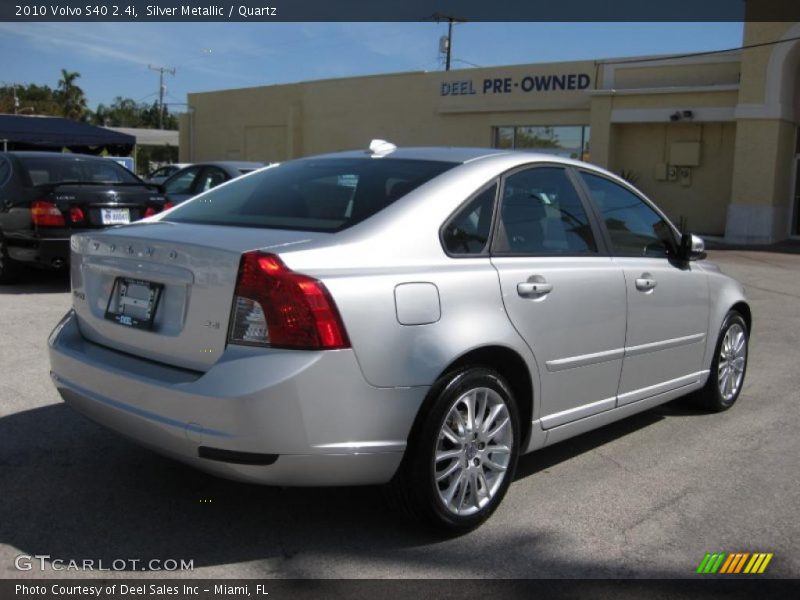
[
  {"left": 162, "top": 161, "right": 264, "bottom": 205},
  {"left": 0, "top": 152, "right": 171, "bottom": 283}
]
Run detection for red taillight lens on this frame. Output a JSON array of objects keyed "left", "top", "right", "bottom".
[
  {"left": 31, "top": 200, "right": 65, "bottom": 227},
  {"left": 69, "top": 207, "right": 85, "bottom": 223},
  {"left": 144, "top": 207, "right": 157, "bottom": 218},
  {"left": 163, "top": 201, "right": 174, "bottom": 210},
  {"left": 228, "top": 251, "right": 350, "bottom": 350}
]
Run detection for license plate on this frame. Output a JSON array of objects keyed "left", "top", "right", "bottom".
[
  {"left": 104, "top": 277, "right": 164, "bottom": 330},
  {"left": 101, "top": 208, "right": 130, "bottom": 225}
]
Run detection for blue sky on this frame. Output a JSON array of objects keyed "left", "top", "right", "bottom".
[{"left": 0, "top": 22, "right": 744, "bottom": 112}]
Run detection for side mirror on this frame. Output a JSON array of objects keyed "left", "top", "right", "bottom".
[{"left": 679, "top": 233, "right": 706, "bottom": 261}]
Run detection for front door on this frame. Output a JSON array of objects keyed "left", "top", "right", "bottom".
[
  {"left": 491, "top": 165, "right": 627, "bottom": 429},
  {"left": 577, "top": 172, "right": 710, "bottom": 406}
]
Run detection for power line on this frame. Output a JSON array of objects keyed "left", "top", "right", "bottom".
[{"left": 604, "top": 34, "right": 800, "bottom": 65}]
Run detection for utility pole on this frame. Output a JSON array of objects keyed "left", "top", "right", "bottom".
[
  {"left": 148, "top": 64, "right": 176, "bottom": 129},
  {"left": 433, "top": 13, "right": 465, "bottom": 71}
]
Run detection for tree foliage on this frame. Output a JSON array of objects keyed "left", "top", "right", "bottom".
[
  {"left": 2, "top": 69, "right": 179, "bottom": 130},
  {"left": 56, "top": 69, "right": 88, "bottom": 120},
  {"left": 93, "top": 96, "right": 179, "bottom": 129}
]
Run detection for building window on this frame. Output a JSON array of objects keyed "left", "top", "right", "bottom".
[{"left": 492, "top": 125, "right": 591, "bottom": 162}]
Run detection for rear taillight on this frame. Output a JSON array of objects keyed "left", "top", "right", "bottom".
[
  {"left": 31, "top": 200, "right": 65, "bottom": 227},
  {"left": 144, "top": 202, "right": 172, "bottom": 218},
  {"left": 228, "top": 251, "right": 350, "bottom": 350},
  {"left": 69, "top": 207, "right": 85, "bottom": 223}
]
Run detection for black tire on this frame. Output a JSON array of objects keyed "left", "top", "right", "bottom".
[
  {"left": 695, "top": 311, "right": 749, "bottom": 412},
  {"left": 0, "top": 239, "right": 22, "bottom": 285},
  {"left": 389, "top": 366, "right": 520, "bottom": 534}
]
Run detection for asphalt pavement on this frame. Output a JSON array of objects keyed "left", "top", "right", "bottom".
[{"left": 0, "top": 250, "right": 798, "bottom": 579}]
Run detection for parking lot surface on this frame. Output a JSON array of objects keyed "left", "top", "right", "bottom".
[{"left": 1, "top": 250, "right": 798, "bottom": 579}]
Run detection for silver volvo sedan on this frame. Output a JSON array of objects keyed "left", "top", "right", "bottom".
[{"left": 48, "top": 142, "right": 750, "bottom": 531}]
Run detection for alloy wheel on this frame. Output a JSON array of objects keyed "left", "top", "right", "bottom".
[
  {"left": 433, "top": 386, "right": 514, "bottom": 516},
  {"left": 717, "top": 323, "right": 747, "bottom": 402}
]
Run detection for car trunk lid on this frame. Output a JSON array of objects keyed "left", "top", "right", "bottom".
[
  {"left": 41, "top": 183, "right": 166, "bottom": 228},
  {"left": 70, "top": 221, "right": 322, "bottom": 371}
]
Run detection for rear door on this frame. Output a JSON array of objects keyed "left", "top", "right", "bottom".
[
  {"left": 490, "top": 165, "right": 627, "bottom": 429},
  {"left": 577, "top": 171, "right": 710, "bottom": 406}
]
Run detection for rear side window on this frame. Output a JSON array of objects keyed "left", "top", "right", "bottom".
[
  {"left": 496, "top": 167, "right": 597, "bottom": 255},
  {"left": 164, "top": 167, "right": 201, "bottom": 194},
  {"left": 18, "top": 156, "right": 141, "bottom": 185},
  {"left": 442, "top": 183, "right": 497, "bottom": 255},
  {"left": 580, "top": 172, "right": 676, "bottom": 258},
  {"left": 166, "top": 158, "right": 456, "bottom": 232}
]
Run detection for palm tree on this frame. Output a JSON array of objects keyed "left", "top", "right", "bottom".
[{"left": 57, "top": 69, "right": 88, "bottom": 120}]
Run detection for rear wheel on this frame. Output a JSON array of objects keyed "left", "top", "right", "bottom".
[
  {"left": 696, "top": 311, "right": 748, "bottom": 412},
  {"left": 390, "top": 367, "right": 520, "bottom": 533}
]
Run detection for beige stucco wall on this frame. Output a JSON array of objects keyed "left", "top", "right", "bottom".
[
  {"left": 738, "top": 22, "right": 794, "bottom": 105},
  {"left": 726, "top": 22, "right": 800, "bottom": 242},
  {"left": 611, "top": 122, "right": 736, "bottom": 235},
  {"left": 613, "top": 62, "right": 740, "bottom": 90}
]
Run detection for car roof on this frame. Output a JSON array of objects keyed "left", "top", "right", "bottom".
[{"left": 301, "top": 146, "right": 595, "bottom": 169}]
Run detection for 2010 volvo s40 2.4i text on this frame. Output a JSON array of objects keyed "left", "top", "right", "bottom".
[{"left": 49, "top": 141, "right": 750, "bottom": 532}]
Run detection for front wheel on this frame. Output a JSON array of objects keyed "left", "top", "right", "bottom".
[
  {"left": 696, "top": 311, "right": 749, "bottom": 412},
  {"left": 390, "top": 367, "right": 520, "bottom": 533}
]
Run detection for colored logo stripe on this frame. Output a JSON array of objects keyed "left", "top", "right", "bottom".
[{"left": 697, "top": 552, "right": 773, "bottom": 574}]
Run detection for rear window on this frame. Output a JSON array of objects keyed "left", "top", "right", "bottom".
[
  {"left": 165, "top": 158, "right": 457, "bottom": 232},
  {"left": 18, "top": 156, "right": 141, "bottom": 186}
]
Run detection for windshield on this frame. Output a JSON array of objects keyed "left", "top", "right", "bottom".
[
  {"left": 19, "top": 156, "right": 142, "bottom": 186},
  {"left": 165, "top": 158, "right": 457, "bottom": 232}
]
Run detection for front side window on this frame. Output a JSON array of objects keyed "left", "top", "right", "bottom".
[
  {"left": 442, "top": 183, "right": 497, "bottom": 255},
  {"left": 166, "top": 158, "right": 456, "bottom": 232},
  {"left": 496, "top": 167, "right": 596, "bottom": 255},
  {"left": 580, "top": 172, "right": 676, "bottom": 258}
]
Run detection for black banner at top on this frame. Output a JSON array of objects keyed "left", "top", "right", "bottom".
[{"left": 2, "top": 0, "right": 800, "bottom": 22}]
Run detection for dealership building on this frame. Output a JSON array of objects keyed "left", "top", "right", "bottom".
[{"left": 180, "top": 22, "right": 800, "bottom": 243}]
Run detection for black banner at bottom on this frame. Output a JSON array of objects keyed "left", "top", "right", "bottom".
[{"left": 2, "top": 579, "right": 799, "bottom": 600}]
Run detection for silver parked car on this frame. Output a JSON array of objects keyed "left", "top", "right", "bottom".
[{"left": 48, "top": 142, "right": 750, "bottom": 531}]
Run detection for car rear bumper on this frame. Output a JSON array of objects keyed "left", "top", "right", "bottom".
[
  {"left": 48, "top": 310, "right": 428, "bottom": 486},
  {"left": 5, "top": 234, "right": 71, "bottom": 268}
]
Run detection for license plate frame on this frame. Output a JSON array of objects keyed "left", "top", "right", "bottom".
[
  {"left": 104, "top": 277, "right": 164, "bottom": 330},
  {"left": 101, "top": 207, "right": 130, "bottom": 225}
]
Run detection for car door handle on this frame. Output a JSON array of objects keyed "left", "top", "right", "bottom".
[
  {"left": 635, "top": 277, "right": 657, "bottom": 291},
  {"left": 517, "top": 282, "right": 553, "bottom": 297}
]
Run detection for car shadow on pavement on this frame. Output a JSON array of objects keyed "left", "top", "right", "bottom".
[
  {"left": 0, "top": 270, "right": 69, "bottom": 294},
  {"left": 0, "top": 401, "right": 701, "bottom": 578}
]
